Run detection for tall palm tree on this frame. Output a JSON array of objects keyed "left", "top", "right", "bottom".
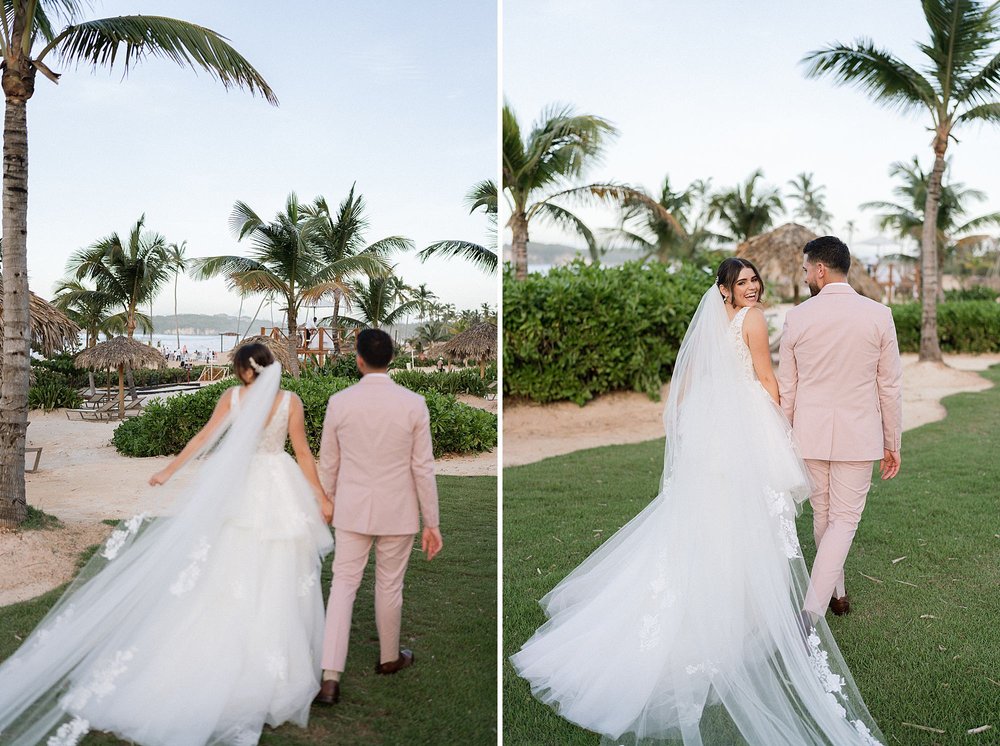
[
  {"left": 609, "top": 176, "right": 722, "bottom": 264},
  {"left": 411, "top": 318, "right": 451, "bottom": 348},
  {"left": 52, "top": 279, "right": 119, "bottom": 348},
  {"left": 413, "top": 283, "right": 437, "bottom": 321},
  {"left": 787, "top": 172, "right": 834, "bottom": 232},
  {"left": 503, "top": 101, "right": 681, "bottom": 279},
  {"left": 0, "top": 4, "right": 274, "bottom": 528},
  {"left": 192, "top": 194, "right": 335, "bottom": 377},
  {"left": 67, "top": 216, "right": 172, "bottom": 339},
  {"left": 418, "top": 179, "right": 498, "bottom": 273},
  {"left": 862, "top": 157, "right": 1000, "bottom": 271},
  {"left": 339, "top": 270, "right": 420, "bottom": 329},
  {"left": 166, "top": 241, "right": 188, "bottom": 350},
  {"left": 301, "top": 185, "right": 408, "bottom": 352},
  {"left": 709, "top": 170, "right": 784, "bottom": 242},
  {"left": 803, "top": 0, "right": 1000, "bottom": 362}
]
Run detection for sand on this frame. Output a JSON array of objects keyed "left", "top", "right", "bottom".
[
  {"left": 1, "top": 388, "right": 496, "bottom": 606},
  {"left": 502, "top": 353, "right": 1000, "bottom": 467}
]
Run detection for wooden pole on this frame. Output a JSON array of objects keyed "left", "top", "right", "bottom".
[{"left": 118, "top": 364, "right": 125, "bottom": 419}]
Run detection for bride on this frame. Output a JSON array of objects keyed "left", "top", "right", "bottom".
[
  {"left": 510, "top": 259, "right": 885, "bottom": 745},
  {"left": 0, "top": 343, "right": 334, "bottom": 745}
]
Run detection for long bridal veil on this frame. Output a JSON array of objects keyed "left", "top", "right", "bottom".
[
  {"left": 0, "top": 363, "right": 314, "bottom": 745},
  {"left": 511, "top": 287, "right": 885, "bottom": 746}
]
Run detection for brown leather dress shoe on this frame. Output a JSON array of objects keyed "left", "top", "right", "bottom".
[
  {"left": 829, "top": 595, "right": 851, "bottom": 616},
  {"left": 375, "top": 649, "right": 415, "bottom": 675},
  {"left": 313, "top": 679, "right": 340, "bottom": 705}
]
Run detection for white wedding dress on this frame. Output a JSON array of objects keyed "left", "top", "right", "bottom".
[
  {"left": 0, "top": 363, "right": 334, "bottom": 746},
  {"left": 511, "top": 289, "right": 886, "bottom": 746}
]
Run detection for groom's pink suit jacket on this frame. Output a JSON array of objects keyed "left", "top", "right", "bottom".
[
  {"left": 778, "top": 284, "right": 902, "bottom": 460},
  {"left": 318, "top": 374, "right": 439, "bottom": 534}
]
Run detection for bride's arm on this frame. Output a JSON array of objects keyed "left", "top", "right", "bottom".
[
  {"left": 149, "top": 387, "right": 236, "bottom": 485},
  {"left": 744, "top": 308, "right": 780, "bottom": 405},
  {"left": 287, "top": 393, "right": 334, "bottom": 523}
]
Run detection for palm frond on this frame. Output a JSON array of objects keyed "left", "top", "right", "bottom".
[
  {"left": 531, "top": 202, "right": 599, "bottom": 260},
  {"left": 41, "top": 15, "right": 277, "bottom": 104},
  {"left": 188, "top": 254, "right": 266, "bottom": 281},
  {"left": 956, "top": 101, "right": 1000, "bottom": 123},
  {"left": 417, "top": 241, "right": 497, "bottom": 273}
]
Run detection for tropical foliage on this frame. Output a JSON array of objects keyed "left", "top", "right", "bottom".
[
  {"left": 892, "top": 300, "right": 1000, "bottom": 352},
  {"left": 709, "top": 169, "right": 785, "bottom": 242},
  {"left": 803, "top": 0, "right": 1000, "bottom": 362},
  {"left": 419, "top": 180, "right": 498, "bottom": 273},
  {"left": 787, "top": 172, "right": 833, "bottom": 232}
]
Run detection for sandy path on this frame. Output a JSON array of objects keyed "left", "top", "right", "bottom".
[
  {"left": 503, "top": 354, "right": 1000, "bottom": 467},
  {"left": 1, "top": 389, "right": 496, "bottom": 606}
]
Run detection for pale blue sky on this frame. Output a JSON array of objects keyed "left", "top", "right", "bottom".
[
  {"left": 26, "top": 0, "right": 497, "bottom": 319},
  {"left": 503, "top": 0, "right": 1000, "bottom": 261}
]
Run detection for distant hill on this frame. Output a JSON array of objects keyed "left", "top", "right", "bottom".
[
  {"left": 502, "top": 241, "right": 642, "bottom": 268},
  {"left": 151, "top": 314, "right": 254, "bottom": 335}
]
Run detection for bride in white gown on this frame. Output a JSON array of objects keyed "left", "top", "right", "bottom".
[
  {"left": 511, "top": 259, "right": 886, "bottom": 746},
  {"left": 0, "top": 343, "right": 334, "bottom": 746}
]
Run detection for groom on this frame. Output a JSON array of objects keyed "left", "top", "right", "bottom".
[
  {"left": 778, "top": 236, "right": 902, "bottom": 620},
  {"left": 314, "top": 328, "right": 443, "bottom": 705}
]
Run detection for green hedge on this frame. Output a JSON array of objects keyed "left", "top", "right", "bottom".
[
  {"left": 391, "top": 367, "right": 495, "bottom": 397},
  {"left": 112, "top": 375, "right": 497, "bottom": 459},
  {"left": 31, "top": 353, "right": 204, "bottom": 389},
  {"left": 28, "top": 369, "right": 82, "bottom": 411},
  {"left": 892, "top": 301, "right": 1000, "bottom": 353},
  {"left": 503, "top": 260, "right": 710, "bottom": 404}
]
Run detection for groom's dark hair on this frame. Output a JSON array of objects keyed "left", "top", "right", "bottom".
[
  {"left": 803, "top": 236, "right": 851, "bottom": 275},
  {"left": 357, "top": 328, "right": 394, "bottom": 369}
]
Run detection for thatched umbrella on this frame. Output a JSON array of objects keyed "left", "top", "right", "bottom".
[
  {"left": 441, "top": 322, "right": 497, "bottom": 378},
  {"left": 735, "top": 223, "right": 883, "bottom": 302},
  {"left": 232, "top": 335, "right": 295, "bottom": 372},
  {"left": 0, "top": 289, "right": 80, "bottom": 356},
  {"left": 75, "top": 336, "right": 166, "bottom": 419}
]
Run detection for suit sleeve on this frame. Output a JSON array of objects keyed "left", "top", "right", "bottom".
[
  {"left": 317, "top": 396, "right": 340, "bottom": 497},
  {"left": 877, "top": 311, "right": 903, "bottom": 452},
  {"left": 777, "top": 315, "right": 797, "bottom": 424},
  {"left": 410, "top": 399, "right": 440, "bottom": 529}
]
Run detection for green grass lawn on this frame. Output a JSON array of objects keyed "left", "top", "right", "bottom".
[
  {"left": 503, "top": 366, "right": 1000, "bottom": 746},
  {"left": 1, "top": 475, "right": 497, "bottom": 746}
]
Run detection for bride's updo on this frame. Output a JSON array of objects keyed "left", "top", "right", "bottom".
[
  {"left": 716, "top": 257, "right": 765, "bottom": 306},
  {"left": 232, "top": 343, "right": 275, "bottom": 383}
]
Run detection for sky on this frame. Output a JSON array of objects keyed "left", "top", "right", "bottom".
[
  {"left": 25, "top": 0, "right": 497, "bottom": 320},
  {"left": 502, "top": 0, "right": 1000, "bottom": 263}
]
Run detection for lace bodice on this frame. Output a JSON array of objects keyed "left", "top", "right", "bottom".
[
  {"left": 231, "top": 387, "right": 290, "bottom": 454},
  {"left": 728, "top": 305, "right": 756, "bottom": 381}
]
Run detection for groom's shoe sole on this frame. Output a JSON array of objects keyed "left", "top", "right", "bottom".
[
  {"left": 313, "top": 680, "right": 340, "bottom": 706},
  {"left": 829, "top": 595, "right": 851, "bottom": 616},
  {"left": 376, "top": 649, "right": 414, "bottom": 675}
]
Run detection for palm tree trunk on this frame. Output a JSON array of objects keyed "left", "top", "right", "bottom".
[
  {"left": 117, "top": 365, "right": 125, "bottom": 420},
  {"left": 286, "top": 306, "right": 300, "bottom": 378},
  {"left": 511, "top": 212, "right": 529, "bottom": 281},
  {"left": 332, "top": 289, "right": 342, "bottom": 355},
  {"left": 174, "top": 274, "right": 180, "bottom": 350},
  {"left": 919, "top": 138, "right": 946, "bottom": 363},
  {"left": 0, "top": 95, "right": 31, "bottom": 529}
]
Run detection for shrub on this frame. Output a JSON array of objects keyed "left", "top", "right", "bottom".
[
  {"left": 28, "top": 369, "right": 83, "bottom": 411},
  {"left": 30, "top": 353, "right": 204, "bottom": 389},
  {"left": 891, "top": 301, "right": 1000, "bottom": 353},
  {"left": 112, "top": 375, "right": 497, "bottom": 458},
  {"left": 503, "top": 260, "right": 710, "bottom": 404},
  {"left": 391, "top": 367, "right": 493, "bottom": 397},
  {"left": 944, "top": 285, "right": 999, "bottom": 302}
]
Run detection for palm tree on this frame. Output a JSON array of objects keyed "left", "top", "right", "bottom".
[
  {"left": 413, "top": 283, "right": 438, "bottom": 321},
  {"left": 166, "top": 241, "right": 188, "bottom": 350},
  {"left": 67, "top": 216, "right": 172, "bottom": 339},
  {"left": 0, "top": 4, "right": 274, "bottom": 528},
  {"left": 503, "top": 101, "right": 681, "bottom": 279},
  {"left": 52, "top": 279, "right": 119, "bottom": 348},
  {"left": 339, "top": 270, "right": 420, "bottom": 329},
  {"left": 709, "top": 170, "right": 784, "bottom": 242},
  {"left": 418, "top": 179, "right": 498, "bottom": 273},
  {"left": 787, "top": 172, "right": 833, "bottom": 232},
  {"left": 609, "top": 176, "right": 722, "bottom": 264},
  {"left": 192, "top": 194, "right": 337, "bottom": 377},
  {"left": 412, "top": 318, "right": 452, "bottom": 350},
  {"left": 862, "top": 157, "right": 1000, "bottom": 276},
  {"left": 803, "top": 0, "right": 1000, "bottom": 362},
  {"left": 301, "top": 185, "right": 408, "bottom": 352}
]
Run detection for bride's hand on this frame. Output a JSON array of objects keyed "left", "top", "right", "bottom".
[
  {"left": 149, "top": 469, "right": 171, "bottom": 486},
  {"left": 320, "top": 498, "right": 334, "bottom": 525}
]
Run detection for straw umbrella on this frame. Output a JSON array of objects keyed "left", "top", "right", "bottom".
[
  {"left": 441, "top": 322, "right": 497, "bottom": 378},
  {"left": 736, "top": 223, "right": 883, "bottom": 302},
  {"left": 232, "top": 335, "right": 295, "bottom": 372},
  {"left": 75, "top": 337, "right": 166, "bottom": 419},
  {"left": 0, "top": 289, "right": 80, "bottom": 356}
]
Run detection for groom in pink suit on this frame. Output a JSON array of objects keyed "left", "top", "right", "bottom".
[
  {"left": 313, "top": 328, "right": 443, "bottom": 705},
  {"left": 778, "top": 236, "right": 902, "bottom": 620}
]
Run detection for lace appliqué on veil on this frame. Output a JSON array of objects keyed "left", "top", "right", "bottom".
[
  {"left": 765, "top": 487, "right": 801, "bottom": 559},
  {"left": 46, "top": 716, "right": 90, "bottom": 746},
  {"left": 32, "top": 605, "right": 76, "bottom": 650},
  {"left": 101, "top": 512, "right": 149, "bottom": 561},
  {"left": 170, "top": 536, "right": 212, "bottom": 596},
  {"left": 61, "top": 647, "right": 137, "bottom": 712},
  {"left": 638, "top": 546, "right": 678, "bottom": 651},
  {"left": 806, "top": 633, "right": 884, "bottom": 746}
]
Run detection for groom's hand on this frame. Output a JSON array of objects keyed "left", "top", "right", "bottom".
[
  {"left": 880, "top": 449, "right": 901, "bottom": 480},
  {"left": 422, "top": 527, "right": 443, "bottom": 561}
]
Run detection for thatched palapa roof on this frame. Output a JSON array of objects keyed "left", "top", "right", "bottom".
[
  {"left": 232, "top": 335, "right": 295, "bottom": 371},
  {"left": 0, "top": 289, "right": 81, "bottom": 355},
  {"left": 441, "top": 322, "right": 497, "bottom": 361},
  {"left": 75, "top": 336, "right": 167, "bottom": 370},
  {"left": 735, "top": 223, "right": 883, "bottom": 302}
]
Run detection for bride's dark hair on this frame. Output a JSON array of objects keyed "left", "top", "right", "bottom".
[
  {"left": 716, "top": 257, "right": 764, "bottom": 306},
  {"left": 232, "top": 342, "right": 275, "bottom": 383}
]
